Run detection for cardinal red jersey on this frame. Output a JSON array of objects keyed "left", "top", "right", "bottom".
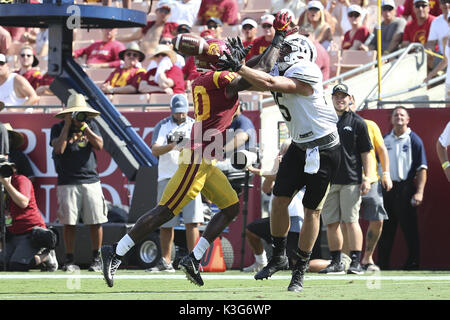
[
  {"left": 247, "top": 36, "right": 271, "bottom": 60},
  {"left": 140, "top": 66, "right": 186, "bottom": 93},
  {"left": 15, "top": 68, "right": 42, "bottom": 89},
  {"left": 105, "top": 66, "right": 146, "bottom": 88},
  {"left": 190, "top": 70, "right": 239, "bottom": 159}
]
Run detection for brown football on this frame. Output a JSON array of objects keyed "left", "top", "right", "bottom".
[{"left": 172, "top": 33, "right": 209, "bottom": 56}]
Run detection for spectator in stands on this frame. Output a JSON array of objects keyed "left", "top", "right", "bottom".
[
  {"left": 4, "top": 123, "right": 35, "bottom": 181},
  {"left": 342, "top": 5, "right": 370, "bottom": 50},
  {"left": 424, "top": 13, "right": 450, "bottom": 104},
  {"left": 271, "top": 0, "right": 306, "bottom": 23},
  {"left": 320, "top": 83, "right": 373, "bottom": 275},
  {"left": 0, "top": 156, "right": 58, "bottom": 272},
  {"left": 298, "top": 25, "right": 331, "bottom": 83},
  {"left": 74, "top": 28, "right": 125, "bottom": 69},
  {"left": 426, "top": 0, "right": 450, "bottom": 70},
  {"left": 50, "top": 93, "right": 107, "bottom": 272},
  {"left": 102, "top": 0, "right": 130, "bottom": 9},
  {"left": 0, "top": 54, "right": 39, "bottom": 107},
  {"left": 240, "top": 17, "right": 258, "bottom": 51},
  {"left": 436, "top": 121, "right": 450, "bottom": 182},
  {"left": 197, "top": 0, "right": 239, "bottom": 25},
  {"left": 176, "top": 24, "right": 193, "bottom": 36},
  {"left": 138, "top": 45, "right": 186, "bottom": 95},
  {"left": 368, "top": 0, "right": 406, "bottom": 54},
  {"left": 14, "top": 45, "right": 42, "bottom": 90},
  {"left": 378, "top": 106, "right": 427, "bottom": 270},
  {"left": 158, "top": 36, "right": 186, "bottom": 69},
  {"left": 147, "top": 94, "right": 204, "bottom": 272},
  {"left": 0, "top": 27, "right": 11, "bottom": 55},
  {"left": 327, "top": 0, "right": 370, "bottom": 37},
  {"left": 299, "top": 1, "right": 333, "bottom": 50},
  {"left": 169, "top": 0, "right": 202, "bottom": 27},
  {"left": 402, "top": 0, "right": 441, "bottom": 20},
  {"left": 100, "top": 42, "right": 146, "bottom": 95},
  {"left": 401, "top": 0, "right": 436, "bottom": 48},
  {"left": 206, "top": 17, "right": 224, "bottom": 39},
  {"left": 19, "top": 28, "right": 48, "bottom": 57},
  {"left": 117, "top": 1, "right": 178, "bottom": 56},
  {"left": 246, "top": 14, "right": 275, "bottom": 61},
  {"left": 200, "top": 29, "right": 215, "bottom": 39}
]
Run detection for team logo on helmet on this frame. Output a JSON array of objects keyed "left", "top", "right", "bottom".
[{"left": 195, "top": 39, "right": 228, "bottom": 72}]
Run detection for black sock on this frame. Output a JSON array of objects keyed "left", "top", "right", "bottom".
[
  {"left": 271, "top": 236, "right": 287, "bottom": 257},
  {"left": 295, "top": 249, "right": 312, "bottom": 262},
  {"left": 65, "top": 253, "right": 74, "bottom": 263},
  {"left": 330, "top": 250, "right": 342, "bottom": 263},
  {"left": 350, "top": 250, "right": 361, "bottom": 263},
  {"left": 93, "top": 250, "right": 100, "bottom": 260}
]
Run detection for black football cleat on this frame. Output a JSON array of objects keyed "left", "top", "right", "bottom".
[
  {"left": 287, "top": 262, "right": 308, "bottom": 292},
  {"left": 254, "top": 255, "right": 289, "bottom": 280},
  {"left": 179, "top": 253, "right": 204, "bottom": 286},
  {"left": 100, "top": 244, "right": 122, "bottom": 288}
]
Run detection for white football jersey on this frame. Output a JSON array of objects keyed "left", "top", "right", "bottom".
[{"left": 270, "top": 60, "right": 338, "bottom": 144}]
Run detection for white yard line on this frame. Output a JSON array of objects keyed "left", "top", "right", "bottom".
[{"left": 1, "top": 274, "right": 450, "bottom": 281}]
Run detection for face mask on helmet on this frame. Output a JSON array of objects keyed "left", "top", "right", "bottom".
[
  {"left": 276, "top": 34, "right": 317, "bottom": 72},
  {"left": 195, "top": 38, "right": 229, "bottom": 72}
]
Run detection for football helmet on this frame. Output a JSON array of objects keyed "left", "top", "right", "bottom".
[
  {"left": 194, "top": 38, "right": 229, "bottom": 72},
  {"left": 277, "top": 34, "right": 317, "bottom": 72}
]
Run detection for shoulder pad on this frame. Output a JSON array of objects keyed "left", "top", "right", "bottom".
[{"left": 284, "top": 61, "right": 321, "bottom": 85}]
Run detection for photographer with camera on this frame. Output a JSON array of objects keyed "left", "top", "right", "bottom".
[
  {"left": 50, "top": 93, "right": 107, "bottom": 272},
  {"left": 147, "top": 94, "right": 204, "bottom": 272},
  {"left": 0, "top": 156, "right": 58, "bottom": 272}
]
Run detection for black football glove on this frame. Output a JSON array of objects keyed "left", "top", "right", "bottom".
[
  {"left": 217, "top": 51, "right": 243, "bottom": 72},
  {"left": 226, "top": 36, "right": 253, "bottom": 61},
  {"left": 272, "top": 11, "right": 293, "bottom": 49}
]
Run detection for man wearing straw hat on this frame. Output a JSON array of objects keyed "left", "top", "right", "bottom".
[
  {"left": 100, "top": 42, "right": 147, "bottom": 95},
  {"left": 50, "top": 93, "right": 107, "bottom": 272}
]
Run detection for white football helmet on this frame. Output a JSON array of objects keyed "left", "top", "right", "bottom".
[{"left": 277, "top": 34, "right": 317, "bottom": 72}]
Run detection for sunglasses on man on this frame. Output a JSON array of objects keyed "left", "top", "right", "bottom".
[
  {"left": 20, "top": 53, "right": 33, "bottom": 58},
  {"left": 0, "top": 61, "right": 6, "bottom": 66},
  {"left": 381, "top": 5, "right": 394, "bottom": 11},
  {"left": 125, "top": 52, "right": 140, "bottom": 58},
  {"left": 261, "top": 23, "right": 273, "bottom": 29},
  {"left": 414, "top": 3, "right": 428, "bottom": 8},
  {"left": 207, "top": 24, "right": 218, "bottom": 29},
  {"left": 348, "top": 12, "right": 361, "bottom": 18}
]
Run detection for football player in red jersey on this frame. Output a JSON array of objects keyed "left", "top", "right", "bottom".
[{"left": 100, "top": 12, "right": 294, "bottom": 288}]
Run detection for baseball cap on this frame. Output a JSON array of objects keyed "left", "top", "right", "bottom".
[
  {"left": 156, "top": 0, "right": 171, "bottom": 10},
  {"left": 207, "top": 17, "right": 223, "bottom": 26},
  {"left": 261, "top": 14, "right": 275, "bottom": 25},
  {"left": 413, "top": 0, "right": 428, "bottom": 4},
  {"left": 241, "top": 18, "right": 257, "bottom": 29},
  {"left": 171, "top": 94, "right": 189, "bottom": 114},
  {"left": 381, "top": 0, "right": 396, "bottom": 8},
  {"left": 308, "top": 1, "right": 324, "bottom": 11},
  {"left": 348, "top": 5, "right": 363, "bottom": 15},
  {"left": 332, "top": 83, "right": 351, "bottom": 96},
  {"left": 177, "top": 23, "right": 192, "bottom": 33}
]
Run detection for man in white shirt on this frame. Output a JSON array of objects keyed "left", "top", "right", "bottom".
[
  {"left": 436, "top": 121, "right": 450, "bottom": 182},
  {"left": 426, "top": 0, "right": 450, "bottom": 69}
]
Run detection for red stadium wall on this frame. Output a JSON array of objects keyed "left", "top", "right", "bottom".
[
  {"left": 0, "top": 110, "right": 261, "bottom": 269},
  {"left": 358, "top": 108, "right": 450, "bottom": 269}
]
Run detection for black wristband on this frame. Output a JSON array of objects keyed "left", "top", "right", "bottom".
[{"left": 272, "top": 31, "right": 286, "bottom": 49}]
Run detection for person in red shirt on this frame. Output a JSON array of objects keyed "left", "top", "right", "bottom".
[
  {"left": 403, "top": 0, "right": 441, "bottom": 20},
  {"left": 101, "top": 42, "right": 146, "bottom": 94},
  {"left": 139, "top": 45, "right": 185, "bottom": 94},
  {"left": 197, "top": 0, "right": 239, "bottom": 25},
  {"left": 0, "top": 160, "right": 58, "bottom": 272},
  {"left": 117, "top": 1, "right": 178, "bottom": 56},
  {"left": 402, "top": 0, "right": 436, "bottom": 46},
  {"left": 14, "top": 45, "right": 42, "bottom": 90},
  {"left": 246, "top": 14, "right": 275, "bottom": 61},
  {"left": 342, "top": 5, "right": 371, "bottom": 50},
  {"left": 73, "top": 28, "right": 125, "bottom": 68},
  {"left": 240, "top": 17, "right": 258, "bottom": 52}
]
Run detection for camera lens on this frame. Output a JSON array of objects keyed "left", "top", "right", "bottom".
[{"left": 0, "top": 163, "right": 13, "bottom": 178}]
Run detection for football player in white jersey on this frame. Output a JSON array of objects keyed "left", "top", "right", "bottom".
[{"left": 219, "top": 33, "right": 341, "bottom": 292}]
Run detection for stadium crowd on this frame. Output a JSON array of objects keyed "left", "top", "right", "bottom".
[{"left": 0, "top": 0, "right": 448, "bottom": 275}]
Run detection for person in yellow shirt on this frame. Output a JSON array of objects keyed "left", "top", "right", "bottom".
[{"left": 360, "top": 118, "right": 393, "bottom": 270}]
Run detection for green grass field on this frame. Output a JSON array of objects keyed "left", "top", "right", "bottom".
[{"left": 1, "top": 269, "right": 450, "bottom": 300}]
